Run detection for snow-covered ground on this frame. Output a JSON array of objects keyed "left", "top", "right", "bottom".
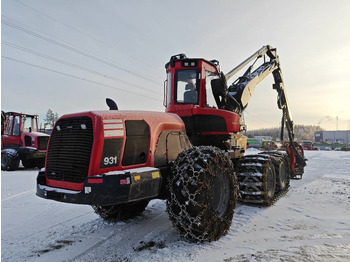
[{"left": 1, "top": 150, "right": 350, "bottom": 262}]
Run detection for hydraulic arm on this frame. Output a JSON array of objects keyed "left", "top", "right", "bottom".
[{"left": 211, "top": 45, "right": 306, "bottom": 167}]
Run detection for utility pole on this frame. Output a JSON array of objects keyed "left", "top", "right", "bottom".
[{"left": 336, "top": 116, "right": 338, "bottom": 131}]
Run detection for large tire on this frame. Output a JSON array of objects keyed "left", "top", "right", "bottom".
[
  {"left": 167, "top": 146, "right": 238, "bottom": 242},
  {"left": 265, "top": 161, "right": 276, "bottom": 201},
  {"left": 21, "top": 158, "right": 45, "bottom": 169},
  {"left": 35, "top": 158, "right": 45, "bottom": 169},
  {"left": 1, "top": 149, "right": 20, "bottom": 171},
  {"left": 22, "top": 159, "right": 36, "bottom": 169},
  {"left": 237, "top": 154, "right": 278, "bottom": 205},
  {"left": 275, "top": 155, "right": 290, "bottom": 193},
  {"left": 92, "top": 199, "right": 150, "bottom": 221}
]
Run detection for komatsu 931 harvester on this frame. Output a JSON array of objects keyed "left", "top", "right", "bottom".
[{"left": 37, "top": 45, "right": 306, "bottom": 242}]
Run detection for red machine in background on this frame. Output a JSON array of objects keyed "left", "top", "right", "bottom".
[{"left": 1, "top": 111, "right": 49, "bottom": 170}]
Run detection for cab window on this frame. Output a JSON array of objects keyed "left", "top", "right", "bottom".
[
  {"left": 166, "top": 72, "right": 172, "bottom": 107},
  {"left": 174, "top": 70, "right": 200, "bottom": 104},
  {"left": 13, "top": 116, "right": 20, "bottom": 136},
  {"left": 22, "top": 116, "right": 37, "bottom": 132},
  {"left": 205, "top": 70, "right": 219, "bottom": 108},
  {"left": 5, "top": 116, "right": 13, "bottom": 135}
]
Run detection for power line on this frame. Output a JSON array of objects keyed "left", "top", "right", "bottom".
[
  {"left": 2, "top": 55, "right": 162, "bottom": 102},
  {"left": 15, "top": 0, "right": 159, "bottom": 74},
  {"left": 244, "top": 110, "right": 280, "bottom": 127},
  {"left": 2, "top": 16, "right": 162, "bottom": 85},
  {"left": 2, "top": 40, "right": 156, "bottom": 94}
]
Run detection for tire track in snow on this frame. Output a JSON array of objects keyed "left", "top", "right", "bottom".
[
  {"left": 68, "top": 201, "right": 269, "bottom": 261},
  {"left": 230, "top": 204, "right": 263, "bottom": 232},
  {"left": 70, "top": 202, "right": 176, "bottom": 262},
  {"left": 1, "top": 189, "right": 35, "bottom": 201},
  {"left": 32, "top": 200, "right": 177, "bottom": 262}
]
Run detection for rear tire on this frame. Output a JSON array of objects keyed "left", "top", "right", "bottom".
[
  {"left": 265, "top": 161, "right": 276, "bottom": 201},
  {"left": 92, "top": 200, "right": 149, "bottom": 221},
  {"left": 167, "top": 146, "right": 238, "bottom": 242},
  {"left": 275, "top": 156, "right": 290, "bottom": 193},
  {"left": 1, "top": 149, "right": 20, "bottom": 171},
  {"left": 237, "top": 154, "right": 278, "bottom": 205}
]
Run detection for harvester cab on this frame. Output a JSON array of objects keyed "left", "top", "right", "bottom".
[{"left": 164, "top": 54, "right": 242, "bottom": 151}]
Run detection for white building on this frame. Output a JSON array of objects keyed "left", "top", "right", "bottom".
[{"left": 315, "top": 130, "right": 350, "bottom": 146}]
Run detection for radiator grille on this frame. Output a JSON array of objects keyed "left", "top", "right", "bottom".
[
  {"left": 46, "top": 117, "right": 93, "bottom": 183},
  {"left": 37, "top": 136, "right": 49, "bottom": 150}
]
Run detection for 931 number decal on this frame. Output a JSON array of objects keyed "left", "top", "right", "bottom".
[
  {"left": 104, "top": 156, "right": 118, "bottom": 166},
  {"left": 100, "top": 138, "right": 123, "bottom": 168}
]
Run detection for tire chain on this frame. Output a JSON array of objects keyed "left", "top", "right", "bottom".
[
  {"left": 167, "top": 146, "right": 238, "bottom": 242},
  {"left": 236, "top": 151, "right": 290, "bottom": 206}
]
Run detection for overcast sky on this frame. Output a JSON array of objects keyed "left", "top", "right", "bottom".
[{"left": 2, "top": 0, "right": 350, "bottom": 131}]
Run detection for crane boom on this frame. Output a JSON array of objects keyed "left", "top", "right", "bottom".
[
  {"left": 218, "top": 46, "right": 292, "bottom": 138},
  {"left": 225, "top": 45, "right": 271, "bottom": 82},
  {"left": 224, "top": 45, "right": 305, "bottom": 166}
]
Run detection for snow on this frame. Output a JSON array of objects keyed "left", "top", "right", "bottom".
[
  {"left": 38, "top": 184, "right": 80, "bottom": 194},
  {"left": 1, "top": 150, "right": 350, "bottom": 262}
]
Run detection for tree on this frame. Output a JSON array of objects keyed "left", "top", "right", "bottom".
[
  {"left": 245, "top": 125, "right": 325, "bottom": 142},
  {"left": 44, "top": 109, "right": 59, "bottom": 129}
]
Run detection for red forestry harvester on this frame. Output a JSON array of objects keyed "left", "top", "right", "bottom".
[
  {"left": 2, "top": 111, "right": 49, "bottom": 171},
  {"left": 36, "top": 45, "right": 306, "bottom": 242}
]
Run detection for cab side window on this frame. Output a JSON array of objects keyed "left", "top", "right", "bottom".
[{"left": 13, "top": 116, "right": 20, "bottom": 136}]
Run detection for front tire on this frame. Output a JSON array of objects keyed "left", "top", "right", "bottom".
[
  {"left": 22, "top": 159, "right": 36, "bottom": 169},
  {"left": 167, "top": 146, "right": 238, "bottom": 242},
  {"left": 92, "top": 200, "right": 149, "bottom": 221},
  {"left": 35, "top": 158, "right": 45, "bottom": 169},
  {"left": 1, "top": 149, "right": 20, "bottom": 171}
]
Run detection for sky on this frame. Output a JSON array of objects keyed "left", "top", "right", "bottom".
[{"left": 1, "top": 0, "right": 350, "bottom": 131}]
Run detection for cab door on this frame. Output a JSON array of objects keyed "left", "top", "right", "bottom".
[{"left": 2, "top": 115, "right": 21, "bottom": 149}]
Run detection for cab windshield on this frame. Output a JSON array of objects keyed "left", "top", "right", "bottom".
[
  {"left": 22, "top": 116, "right": 37, "bottom": 132},
  {"left": 174, "top": 69, "right": 200, "bottom": 104}
]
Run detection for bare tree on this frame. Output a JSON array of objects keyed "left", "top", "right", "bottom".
[{"left": 44, "top": 109, "right": 59, "bottom": 129}]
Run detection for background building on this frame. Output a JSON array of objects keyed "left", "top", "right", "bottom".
[{"left": 315, "top": 130, "right": 350, "bottom": 146}]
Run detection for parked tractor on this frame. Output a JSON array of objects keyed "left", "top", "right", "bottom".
[{"left": 1, "top": 111, "right": 49, "bottom": 171}]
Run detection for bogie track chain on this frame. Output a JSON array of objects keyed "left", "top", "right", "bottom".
[{"left": 236, "top": 151, "right": 291, "bottom": 206}]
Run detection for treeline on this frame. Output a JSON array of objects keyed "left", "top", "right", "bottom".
[{"left": 245, "top": 125, "right": 324, "bottom": 141}]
